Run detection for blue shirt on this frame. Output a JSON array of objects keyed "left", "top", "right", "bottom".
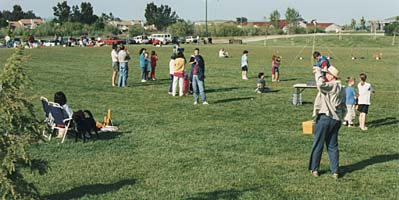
[
  {"left": 316, "top": 56, "right": 330, "bottom": 76},
  {"left": 139, "top": 53, "right": 145, "bottom": 68},
  {"left": 346, "top": 86, "right": 356, "bottom": 105}
]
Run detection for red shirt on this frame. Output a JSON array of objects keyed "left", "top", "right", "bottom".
[{"left": 151, "top": 55, "right": 157, "bottom": 67}]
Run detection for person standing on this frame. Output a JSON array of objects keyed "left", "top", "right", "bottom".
[
  {"left": 139, "top": 48, "right": 147, "bottom": 82},
  {"left": 117, "top": 45, "right": 130, "bottom": 87},
  {"left": 168, "top": 54, "right": 176, "bottom": 95},
  {"left": 344, "top": 77, "right": 356, "bottom": 127},
  {"left": 111, "top": 43, "right": 119, "bottom": 87},
  {"left": 190, "top": 48, "right": 208, "bottom": 105},
  {"left": 357, "top": 73, "right": 374, "bottom": 131},
  {"left": 271, "top": 55, "right": 281, "bottom": 82},
  {"left": 150, "top": 50, "right": 158, "bottom": 80},
  {"left": 309, "top": 66, "right": 346, "bottom": 179},
  {"left": 241, "top": 50, "right": 249, "bottom": 80},
  {"left": 172, "top": 51, "right": 186, "bottom": 96}
]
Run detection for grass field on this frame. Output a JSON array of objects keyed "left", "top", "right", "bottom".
[{"left": 0, "top": 35, "right": 398, "bottom": 199}]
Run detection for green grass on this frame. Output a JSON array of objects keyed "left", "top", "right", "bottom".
[{"left": 0, "top": 35, "right": 398, "bottom": 199}]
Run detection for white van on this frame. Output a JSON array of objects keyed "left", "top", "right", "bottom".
[
  {"left": 133, "top": 35, "right": 150, "bottom": 44},
  {"left": 150, "top": 33, "right": 172, "bottom": 44}
]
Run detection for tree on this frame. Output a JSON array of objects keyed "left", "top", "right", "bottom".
[
  {"left": 70, "top": 5, "right": 81, "bottom": 22},
  {"left": 129, "top": 25, "right": 146, "bottom": 36},
  {"left": 144, "top": 2, "right": 179, "bottom": 31},
  {"left": 351, "top": 18, "right": 356, "bottom": 30},
  {"left": 360, "top": 16, "right": 366, "bottom": 30},
  {"left": 285, "top": 7, "right": 301, "bottom": 34},
  {"left": 0, "top": 4, "right": 38, "bottom": 22},
  {"left": 236, "top": 17, "right": 248, "bottom": 24},
  {"left": 53, "top": 1, "right": 71, "bottom": 22},
  {"left": 0, "top": 47, "right": 42, "bottom": 199},
  {"left": 80, "top": 2, "right": 97, "bottom": 24},
  {"left": 269, "top": 10, "right": 280, "bottom": 29},
  {"left": 167, "top": 21, "right": 194, "bottom": 37}
]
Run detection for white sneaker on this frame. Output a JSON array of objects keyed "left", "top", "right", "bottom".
[
  {"left": 193, "top": 101, "right": 198, "bottom": 105},
  {"left": 361, "top": 127, "right": 368, "bottom": 131},
  {"left": 203, "top": 101, "right": 209, "bottom": 105},
  {"left": 141, "top": 80, "right": 146, "bottom": 82}
]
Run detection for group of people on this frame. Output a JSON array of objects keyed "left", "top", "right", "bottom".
[
  {"left": 168, "top": 48, "right": 208, "bottom": 105},
  {"left": 111, "top": 45, "right": 208, "bottom": 105},
  {"left": 309, "top": 51, "right": 374, "bottom": 179},
  {"left": 111, "top": 45, "right": 160, "bottom": 87}
]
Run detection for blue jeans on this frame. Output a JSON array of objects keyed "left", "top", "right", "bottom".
[
  {"left": 118, "top": 62, "right": 128, "bottom": 87},
  {"left": 309, "top": 114, "right": 340, "bottom": 174},
  {"left": 141, "top": 67, "right": 148, "bottom": 80},
  {"left": 192, "top": 75, "right": 206, "bottom": 102}
]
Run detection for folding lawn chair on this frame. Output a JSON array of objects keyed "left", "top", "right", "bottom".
[{"left": 41, "top": 96, "right": 72, "bottom": 143}]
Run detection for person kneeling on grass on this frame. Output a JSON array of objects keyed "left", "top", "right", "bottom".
[
  {"left": 255, "top": 72, "right": 270, "bottom": 93},
  {"left": 309, "top": 66, "right": 346, "bottom": 179}
]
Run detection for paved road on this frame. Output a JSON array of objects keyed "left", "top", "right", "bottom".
[{"left": 212, "top": 33, "right": 385, "bottom": 44}]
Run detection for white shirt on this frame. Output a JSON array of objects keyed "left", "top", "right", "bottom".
[
  {"left": 358, "top": 82, "right": 373, "bottom": 105},
  {"left": 111, "top": 49, "right": 118, "bottom": 62},
  {"left": 169, "top": 59, "right": 175, "bottom": 75},
  {"left": 241, "top": 54, "right": 248, "bottom": 67},
  {"left": 118, "top": 50, "right": 128, "bottom": 63},
  {"left": 219, "top": 50, "right": 225, "bottom": 57},
  {"left": 62, "top": 104, "right": 73, "bottom": 119}
]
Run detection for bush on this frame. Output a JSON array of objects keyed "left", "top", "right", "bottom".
[
  {"left": 384, "top": 22, "right": 399, "bottom": 36},
  {"left": 167, "top": 21, "right": 194, "bottom": 37},
  {"left": 0, "top": 47, "right": 42, "bottom": 199}
]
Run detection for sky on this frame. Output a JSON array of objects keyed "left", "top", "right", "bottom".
[{"left": 0, "top": 0, "right": 398, "bottom": 25}]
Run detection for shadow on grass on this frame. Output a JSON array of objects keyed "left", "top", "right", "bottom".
[
  {"left": 340, "top": 153, "right": 399, "bottom": 177},
  {"left": 214, "top": 97, "right": 254, "bottom": 104},
  {"left": 44, "top": 179, "right": 136, "bottom": 200},
  {"left": 67, "top": 131, "right": 122, "bottom": 142},
  {"left": 206, "top": 87, "right": 241, "bottom": 93},
  {"left": 279, "top": 78, "right": 298, "bottom": 82},
  {"left": 367, "top": 117, "right": 399, "bottom": 128},
  {"left": 97, "top": 131, "right": 122, "bottom": 140},
  {"left": 186, "top": 187, "right": 260, "bottom": 200}
]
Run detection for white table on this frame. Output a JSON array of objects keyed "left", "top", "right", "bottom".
[{"left": 292, "top": 84, "right": 317, "bottom": 105}]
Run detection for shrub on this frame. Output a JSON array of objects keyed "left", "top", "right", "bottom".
[{"left": 0, "top": 47, "right": 42, "bottom": 199}]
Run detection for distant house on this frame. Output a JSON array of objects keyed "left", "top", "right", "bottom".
[
  {"left": 109, "top": 20, "right": 143, "bottom": 32},
  {"left": 194, "top": 20, "right": 236, "bottom": 26},
  {"left": 8, "top": 19, "right": 45, "bottom": 30},
  {"left": 242, "top": 19, "right": 307, "bottom": 33},
  {"left": 307, "top": 23, "right": 342, "bottom": 32}
]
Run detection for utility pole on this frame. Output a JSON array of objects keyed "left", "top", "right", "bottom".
[{"left": 205, "top": 0, "right": 208, "bottom": 37}]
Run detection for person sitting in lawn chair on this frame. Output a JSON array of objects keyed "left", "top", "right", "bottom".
[{"left": 41, "top": 96, "right": 72, "bottom": 143}]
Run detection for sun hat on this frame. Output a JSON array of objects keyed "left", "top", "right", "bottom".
[{"left": 323, "top": 66, "right": 340, "bottom": 78}]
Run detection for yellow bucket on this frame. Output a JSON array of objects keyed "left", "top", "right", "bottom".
[{"left": 302, "top": 120, "right": 314, "bottom": 134}]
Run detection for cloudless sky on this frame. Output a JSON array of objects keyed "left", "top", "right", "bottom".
[{"left": 0, "top": 0, "right": 398, "bottom": 25}]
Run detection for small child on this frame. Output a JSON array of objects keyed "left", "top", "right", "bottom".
[
  {"left": 255, "top": 72, "right": 270, "bottom": 93},
  {"left": 144, "top": 52, "right": 151, "bottom": 81},
  {"left": 168, "top": 54, "right": 176, "bottom": 94},
  {"left": 357, "top": 73, "right": 374, "bottom": 131},
  {"left": 241, "top": 50, "right": 249, "bottom": 80},
  {"left": 344, "top": 77, "right": 356, "bottom": 127},
  {"left": 271, "top": 55, "right": 281, "bottom": 82},
  {"left": 150, "top": 50, "right": 158, "bottom": 80}
]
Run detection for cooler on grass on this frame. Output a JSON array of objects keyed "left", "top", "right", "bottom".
[{"left": 302, "top": 120, "right": 314, "bottom": 134}]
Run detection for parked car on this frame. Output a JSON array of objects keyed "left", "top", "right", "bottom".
[
  {"left": 42, "top": 40, "right": 56, "bottom": 47},
  {"left": 125, "top": 38, "right": 137, "bottom": 44},
  {"left": 133, "top": 35, "right": 150, "bottom": 44},
  {"left": 185, "top": 36, "right": 198, "bottom": 43},
  {"left": 101, "top": 37, "right": 126, "bottom": 45},
  {"left": 171, "top": 36, "right": 185, "bottom": 44},
  {"left": 150, "top": 33, "right": 172, "bottom": 45},
  {"left": 151, "top": 39, "right": 163, "bottom": 46}
]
